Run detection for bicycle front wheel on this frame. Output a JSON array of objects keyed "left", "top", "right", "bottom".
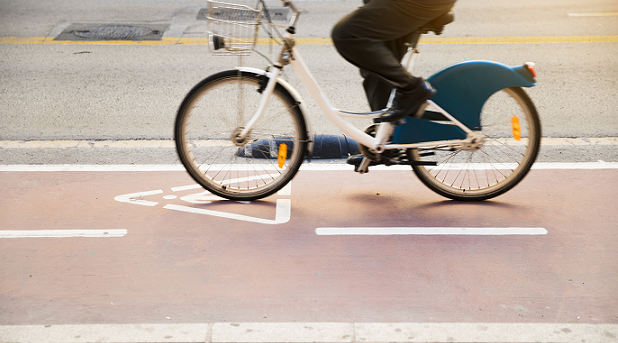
[
  {"left": 409, "top": 87, "right": 541, "bottom": 201},
  {"left": 175, "top": 70, "right": 308, "bottom": 201}
]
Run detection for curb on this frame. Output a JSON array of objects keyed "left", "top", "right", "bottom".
[{"left": 1, "top": 322, "right": 616, "bottom": 343}]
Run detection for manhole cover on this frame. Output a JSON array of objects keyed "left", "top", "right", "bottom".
[
  {"left": 54, "top": 23, "right": 169, "bottom": 41},
  {"left": 73, "top": 25, "right": 156, "bottom": 40}
]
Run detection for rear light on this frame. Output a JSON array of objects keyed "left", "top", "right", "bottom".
[{"left": 524, "top": 62, "right": 537, "bottom": 77}]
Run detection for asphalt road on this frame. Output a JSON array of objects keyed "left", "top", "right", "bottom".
[{"left": 1, "top": 0, "right": 617, "bottom": 142}]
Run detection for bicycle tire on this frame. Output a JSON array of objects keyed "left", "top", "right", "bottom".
[
  {"left": 175, "top": 70, "right": 308, "bottom": 201},
  {"left": 409, "top": 87, "right": 541, "bottom": 201}
]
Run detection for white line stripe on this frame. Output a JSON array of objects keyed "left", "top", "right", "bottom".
[
  {"left": 171, "top": 184, "right": 203, "bottom": 192},
  {"left": 278, "top": 182, "right": 292, "bottom": 195},
  {"left": 0, "top": 140, "right": 177, "bottom": 149},
  {"left": 0, "top": 322, "right": 615, "bottom": 343},
  {"left": 316, "top": 227, "right": 548, "bottom": 236},
  {"left": 0, "top": 164, "right": 185, "bottom": 171},
  {"left": 531, "top": 161, "right": 618, "bottom": 169},
  {"left": 0, "top": 162, "right": 617, "bottom": 172},
  {"left": 163, "top": 199, "right": 292, "bottom": 225},
  {"left": 114, "top": 190, "right": 163, "bottom": 206},
  {"left": 0, "top": 229, "right": 127, "bottom": 238},
  {"left": 1, "top": 137, "right": 617, "bottom": 148}
]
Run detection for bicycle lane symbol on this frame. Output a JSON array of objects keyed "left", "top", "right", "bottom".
[{"left": 114, "top": 178, "right": 292, "bottom": 225}]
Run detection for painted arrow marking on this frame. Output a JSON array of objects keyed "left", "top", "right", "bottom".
[
  {"left": 114, "top": 179, "right": 292, "bottom": 225},
  {"left": 163, "top": 200, "right": 291, "bottom": 225}
]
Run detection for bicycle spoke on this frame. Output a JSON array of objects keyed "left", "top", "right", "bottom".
[
  {"left": 409, "top": 87, "right": 540, "bottom": 200},
  {"left": 175, "top": 70, "right": 307, "bottom": 200}
]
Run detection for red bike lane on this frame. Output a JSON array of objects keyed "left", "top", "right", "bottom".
[{"left": 1, "top": 165, "right": 617, "bottom": 327}]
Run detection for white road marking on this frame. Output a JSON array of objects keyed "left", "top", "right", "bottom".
[
  {"left": 0, "top": 229, "right": 127, "bottom": 238},
  {"left": 531, "top": 161, "right": 618, "bottom": 169},
  {"left": 278, "top": 182, "right": 292, "bottom": 196},
  {"left": 164, "top": 199, "right": 292, "bottom": 225},
  {"left": 1, "top": 162, "right": 618, "bottom": 172},
  {"left": 179, "top": 192, "right": 226, "bottom": 204},
  {"left": 0, "top": 164, "right": 186, "bottom": 171},
  {"left": 171, "top": 184, "right": 203, "bottom": 192},
  {"left": 2, "top": 137, "right": 617, "bottom": 149},
  {"left": 113, "top": 175, "right": 293, "bottom": 224},
  {"left": 114, "top": 189, "right": 163, "bottom": 206},
  {"left": 0, "top": 322, "right": 616, "bottom": 343},
  {"left": 316, "top": 227, "right": 548, "bottom": 236}
]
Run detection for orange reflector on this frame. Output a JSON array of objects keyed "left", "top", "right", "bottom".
[
  {"left": 511, "top": 116, "right": 521, "bottom": 141},
  {"left": 278, "top": 143, "right": 287, "bottom": 168}
]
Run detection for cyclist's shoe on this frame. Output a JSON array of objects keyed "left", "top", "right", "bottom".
[
  {"left": 374, "top": 79, "right": 436, "bottom": 124},
  {"left": 346, "top": 154, "right": 381, "bottom": 167}
]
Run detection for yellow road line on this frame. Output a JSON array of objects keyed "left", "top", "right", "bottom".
[
  {"left": 1, "top": 35, "right": 618, "bottom": 46},
  {"left": 421, "top": 35, "right": 618, "bottom": 44}
]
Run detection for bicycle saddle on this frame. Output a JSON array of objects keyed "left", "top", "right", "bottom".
[{"left": 420, "top": 11, "right": 454, "bottom": 35}]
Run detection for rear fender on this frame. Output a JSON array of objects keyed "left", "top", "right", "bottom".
[{"left": 427, "top": 60, "right": 536, "bottom": 130}]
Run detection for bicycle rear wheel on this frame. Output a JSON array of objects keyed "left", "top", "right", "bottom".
[
  {"left": 409, "top": 87, "right": 541, "bottom": 201},
  {"left": 175, "top": 70, "right": 308, "bottom": 201}
]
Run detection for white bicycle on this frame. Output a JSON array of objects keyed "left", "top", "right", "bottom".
[{"left": 174, "top": 0, "right": 541, "bottom": 201}]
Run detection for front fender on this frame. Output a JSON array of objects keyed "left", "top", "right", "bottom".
[
  {"left": 237, "top": 67, "right": 310, "bottom": 127},
  {"left": 427, "top": 61, "right": 536, "bottom": 130}
]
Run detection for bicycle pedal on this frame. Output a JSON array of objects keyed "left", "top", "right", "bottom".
[
  {"left": 346, "top": 154, "right": 380, "bottom": 167},
  {"left": 347, "top": 155, "right": 380, "bottom": 173},
  {"left": 356, "top": 157, "right": 372, "bottom": 174}
]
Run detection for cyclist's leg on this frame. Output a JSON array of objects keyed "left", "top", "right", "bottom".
[
  {"left": 331, "top": 0, "right": 453, "bottom": 88},
  {"left": 360, "top": 37, "right": 410, "bottom": 111},
  {"left": 332, "top": 0, "right": 453, "bottom": 117},
  {"left": 361, "top": 69, "right": 391, "bottom": 111}
]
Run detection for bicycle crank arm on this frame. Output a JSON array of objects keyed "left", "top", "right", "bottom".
[
  {"left": 348, "top": 155, "right": 437, "bottom": 173},
  {"left": 400, "top": 160, "right": 438, "bottom": 166}
]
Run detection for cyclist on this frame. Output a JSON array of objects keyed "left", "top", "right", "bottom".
[{"left": 332, "top": 0, "right": 456, "bottom": 122}]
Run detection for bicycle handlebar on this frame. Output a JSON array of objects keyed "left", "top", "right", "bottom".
[{"left": 278, "top": 0, "right": 301, "bottom": 29}]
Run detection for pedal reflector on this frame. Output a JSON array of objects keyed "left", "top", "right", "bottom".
[
  {"left": 511, "top": 116, "right": 521, "bottom": 141},
  {"left": 278, "top": 143, "right": 287, "bottom": 168}
]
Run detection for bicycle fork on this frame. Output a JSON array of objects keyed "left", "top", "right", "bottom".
[
  {"left": 235, "top": 67, "right": 282, "bottom": 142},
  {"left": 236, "top": 36, "right": 296, "bottom": 142}
]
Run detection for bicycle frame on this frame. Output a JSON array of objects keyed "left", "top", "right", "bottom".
[
  {"left": 237, "top": 45, "right": 470, "bottom": 155},
  {"left": 237, "top": 0, "right": 536, "bottom": 155}
]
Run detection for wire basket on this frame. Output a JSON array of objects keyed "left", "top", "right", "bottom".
[{"left": 206, "top": 0, "right": 263, "bottom": 55}]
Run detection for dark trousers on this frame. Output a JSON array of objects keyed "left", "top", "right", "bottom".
[{"left": 331, "top": 0, "right": 454, "bottom": 110}]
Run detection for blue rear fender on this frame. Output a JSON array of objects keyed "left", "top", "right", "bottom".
[
  {"left": 392, "top": 61, "right": 536, "bottom": 144},
  {"left": 427, "top": 60, "right": 536, "bottom": 131}
]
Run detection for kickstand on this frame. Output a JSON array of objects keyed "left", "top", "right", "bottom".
[{"left": 355, "top": 157, "right": 371, "bottom": 174}]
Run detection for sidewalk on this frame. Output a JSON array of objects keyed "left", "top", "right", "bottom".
[{"left": 2, "top": 322, "right": 618, "bottom": 343}]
